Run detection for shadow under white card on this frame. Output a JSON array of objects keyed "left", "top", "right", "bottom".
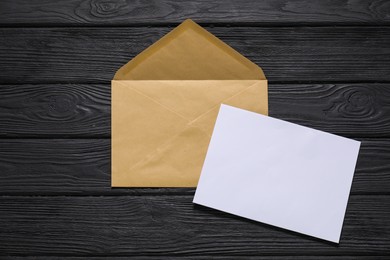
[{"left": 193, "top": 104, "right": 361, "bottom": 243}]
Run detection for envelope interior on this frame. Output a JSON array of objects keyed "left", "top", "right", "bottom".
[
  {"left": 112, "top": 80, "right": 268, "bottom": 187},
  {"left": 114, "top": 19, "right": 266, "bottom": 80}
]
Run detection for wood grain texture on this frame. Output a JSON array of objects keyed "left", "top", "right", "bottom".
[
  {"left": 1, "top": 27, "right": 389, "bottom": 84},
  {"left": 1, "top": 83, "right": 389, "bottom": 138},
  {"left": 0, "top": 138, "right": 388, "bottom": 195},
  {"left": 269, "top": 83, "right": 390, "bottom": 138},
  {"left": 0, "top": 1, "right": 389, "bottom": 258},
  {"left": 0, "top": 84, "right": 110, "bottom": 138},
  {"left": 1, "top": 255, "right": 389, "bottom": 260},
  {"left": 0, "top": 195, "right": 388, "bottom": 256},
  {"left": 0, "top": 0, "right": 389, "bottom": 26}
]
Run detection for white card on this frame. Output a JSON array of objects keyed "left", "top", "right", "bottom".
[{"left": 194, "top": 104, "right": 361, "bottom": 243}]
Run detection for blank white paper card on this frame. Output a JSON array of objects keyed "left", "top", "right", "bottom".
[{"left": 194, "top": 104, "right": 361, "bottom": 243}]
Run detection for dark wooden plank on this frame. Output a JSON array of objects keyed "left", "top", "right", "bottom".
[
  {"left": 0, "top": 195, "right": 388, "bottom": 256},
  {"left": 0, "top": 84, "right": 110, "bottom": 138},
  {"left": 0, "top": 0, "right": 389, "bottom": 26},
  {"left": 1, "top": 83, "right": 389, "bottom": 138},
  {"left": 269, "top": 83, "right": 390, "bottom": 138},
  {"left": 0, "top": 138, "right": 388, "bottom": 195},
  {"left": 1, "top": 27, "right": 389, "bottom": 84},
  {"left": 3, "top": 257, "right": 390, "bottom": 260}
]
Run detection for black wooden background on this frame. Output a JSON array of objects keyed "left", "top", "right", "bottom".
[{"left": 0, "top": 0, "right": 390, "bottom": 258}]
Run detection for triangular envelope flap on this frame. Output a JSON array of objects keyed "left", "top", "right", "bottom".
[
  {"left": 112, "top": 81, "right": 189, "bottom": 173},
  {"left": 114, "top": 19, "right": 265, "bottom": 80},
  {"left": 190, "top": 81, "right": 268, "bottom": 134},
  {"left": 125, "top": 80, "right": 260, "bottom": 122}
]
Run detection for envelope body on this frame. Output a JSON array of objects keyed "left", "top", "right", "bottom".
[
  {"left": 112, "top": 19, "right": 267, "bottom": 187},
  {"left": 112, "top": 80, "right": 267, "bottom": 187}
]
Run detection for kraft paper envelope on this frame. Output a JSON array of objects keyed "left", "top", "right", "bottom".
[{"left": 112, "top": 19, "right": 267, "bottom": 187}]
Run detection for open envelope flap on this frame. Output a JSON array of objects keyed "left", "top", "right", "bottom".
[
  {"left": 112, "top": 80, "right": 267, "bottom": 187},
  {"left": 113, "top": 19, "right": 266, "bottom": 80}
]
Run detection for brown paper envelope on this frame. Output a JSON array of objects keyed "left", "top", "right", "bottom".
[
  {"left": 112, "top": 19, "right": 267, "bottom": 187},
  {"left": 114, "top": 19, "right": 266, "bottom": 80},
  {"left": 112, "top": 80, "right": 267, "bottom": 187}
]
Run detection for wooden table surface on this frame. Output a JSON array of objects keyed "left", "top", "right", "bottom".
[{"left": 0, "top": 0, "right": 389, "bottom": 258}]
